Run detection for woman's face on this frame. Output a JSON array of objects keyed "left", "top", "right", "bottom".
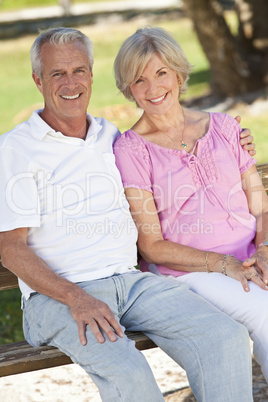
[{"left": 129, "top": 53, "right": 180, "bottom": 115}]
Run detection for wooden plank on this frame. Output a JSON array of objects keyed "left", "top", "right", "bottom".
[
  {"left": 0, "top": 333, "right": 156, "bottom": 378},
  {"left": 0, "top": 342, "right": 72, "bottom": 377},
  {"left": 0, "top": 261, "right": 18, "bottom": 291}
]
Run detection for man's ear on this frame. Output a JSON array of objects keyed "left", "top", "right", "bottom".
[{"left": 32, "top": 72, "right": 43, "bottom": 95}]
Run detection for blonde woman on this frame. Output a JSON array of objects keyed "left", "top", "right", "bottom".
[{"left": 113, "top": 27, "right": 268, "bottom": 382}]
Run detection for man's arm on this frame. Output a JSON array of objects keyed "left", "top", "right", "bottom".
[
  {"left": 0, "top": 228, "right": 123, "bottom": 345},
  {"left": 235, "top": 116, "right": 256, "bottom": 156}
]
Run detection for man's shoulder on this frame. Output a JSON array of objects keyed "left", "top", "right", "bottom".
[
  {"left": 0, "top": 120, "right": 30, "bottom": 148},
  {"left": 94, "top": 115, "right": 119, "bottom": 132},
  {"left": 89, "top": 115, "right": 120, "bottom": 144},
  {"left": 0, "top": 110, "right": 46, "bottom": 148}
]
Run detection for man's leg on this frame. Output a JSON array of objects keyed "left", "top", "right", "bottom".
[
  {"left": 22, "top": 281, "right": 164, "bottom": 402},
  {"left": 119, "top": 272, "right": 253, "bottom": 402}
]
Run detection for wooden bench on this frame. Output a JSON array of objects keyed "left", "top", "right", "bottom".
[{"left": 1, "top": 163, "right": 268, "bottom": 379}]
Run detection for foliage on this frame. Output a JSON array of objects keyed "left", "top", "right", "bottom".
[{"left": 0, "top": 288, "right": 24, "bottom": 344}]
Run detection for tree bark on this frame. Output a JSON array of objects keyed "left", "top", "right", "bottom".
[
  {"left": 235, "top": 0, "right": 268, "bottom": 82},
  {"left": 236, "top": 0, "right": 268, "bottom": 48},
  {"left": 182, "top": 0, "right": 266, "bottom": 96}
]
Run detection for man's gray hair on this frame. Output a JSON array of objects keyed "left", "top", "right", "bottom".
[{"left": 30, "top": 27, "right": 94, "bottom": 77}]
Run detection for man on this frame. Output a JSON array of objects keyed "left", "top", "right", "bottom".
[{"left": 0, "top": 27, "right": 253, "bottom": 401}]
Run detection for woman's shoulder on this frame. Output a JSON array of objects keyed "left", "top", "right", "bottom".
[
  {"left": 113, "top": 129, "right": 150, "bottom": 163},
  {"left": 115, "top": 129, "right": 142, "bottom": 146}
]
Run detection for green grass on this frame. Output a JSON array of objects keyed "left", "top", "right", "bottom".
[
  {"left": 0, "top": 288, "right": 24, "bottom": 344},
  {"left": 0, "top": 0, "right": 115, "bottom": 11}
]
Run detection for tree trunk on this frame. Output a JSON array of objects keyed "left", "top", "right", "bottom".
[
  {"left": 236, "top": 0, "right": 268, "bottom": 48},
  {"left": 182, "top": 0, "right": 264, "bottom": 96},
  {"left": 235, "top": 0, "right": 268, "bottom": 82}
]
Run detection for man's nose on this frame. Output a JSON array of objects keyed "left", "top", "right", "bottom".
[{"left": 65, "top": 73, "right": 77, "bottom": 87}]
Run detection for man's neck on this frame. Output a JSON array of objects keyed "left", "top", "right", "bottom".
[{"left": 40, "top": 110, "right": 89, "bottom": 140}]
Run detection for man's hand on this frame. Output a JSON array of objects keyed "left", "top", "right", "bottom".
[
  {"left": 235, "top": 115, "right": 256, "bottom": 157},
  {"left": 69, "top": 291, "right": 124, "bottom": 346}
]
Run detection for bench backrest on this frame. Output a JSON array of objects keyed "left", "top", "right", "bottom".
[{"left": 1, "top": 163, "right": 268, "bottom": 291}]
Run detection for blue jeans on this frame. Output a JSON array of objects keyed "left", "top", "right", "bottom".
[{"left": 23, "top": 271, "right": 252, "bottom": 401}]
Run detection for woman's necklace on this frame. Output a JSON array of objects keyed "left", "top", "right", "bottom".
[{"left": 160, "top": 107, "right": 188, "bottom": 148}]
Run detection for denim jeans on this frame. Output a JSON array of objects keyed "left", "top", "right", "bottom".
[{"left": 23, "top": 271, "right": 253, "bottom": 401}]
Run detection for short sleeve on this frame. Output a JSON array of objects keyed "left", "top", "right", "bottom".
[
  {"left": 113, "top": 131, "right": 153, "bottom": 192},
  {"left": 220, "top": 114, "right": 256, "bottom": 174},
  {"left": 0, "top": 145, "right": 40, "bottom": 231}
]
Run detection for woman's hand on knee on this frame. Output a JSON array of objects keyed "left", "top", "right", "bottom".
[
  {"left": 243, "top": 250, "right": 268, "bottom": 289},
  {"left": 225, "top": 256, "right": 268, "bottom": 292}
]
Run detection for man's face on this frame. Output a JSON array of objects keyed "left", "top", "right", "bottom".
[{"left": 33, "top": 41, "right": 93, "bottom": 128}]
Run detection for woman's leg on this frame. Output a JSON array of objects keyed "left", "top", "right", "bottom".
[{"left": 179, "top": 272, "right": 268, "bottom": 382}]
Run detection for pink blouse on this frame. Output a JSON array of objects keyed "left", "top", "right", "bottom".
[{"left": 114, "top": 113, "right": 257, "bottom": 277}]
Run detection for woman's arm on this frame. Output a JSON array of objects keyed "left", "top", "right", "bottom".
[
  {"left": 125, "top": 187, "right": 214, "bottom": 272},
  {"left": 125, "top": 186, "right": 268, "bottom": 292},
  {"left": 241, "top": 164, "right": 268, "bottom": 284}
]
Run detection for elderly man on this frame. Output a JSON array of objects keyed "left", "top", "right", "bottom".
[{"left": 0, "top": 27, "right": 253, "bottom": 401}]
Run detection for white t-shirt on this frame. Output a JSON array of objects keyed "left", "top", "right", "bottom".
[{"left": 0, "top": 110, "right": 138, "bottom": 299}]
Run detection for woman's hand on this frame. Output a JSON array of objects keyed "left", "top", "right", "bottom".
[
  {"left": 225, "top": 255, "right": 268, "bottom": 292},
  {"left": 235, "top": 116, "right": 256, "bottom": 156},
  {"left": 243, "top": 246, "right": 268, "bottom": 286}
]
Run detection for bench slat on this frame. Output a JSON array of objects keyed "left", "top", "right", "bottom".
[
  {"left": 0, "top": 333, "right": 156, "bottom": 378},
  {"left": 0, "top": 262, "right": 18, "bottom": 290}
]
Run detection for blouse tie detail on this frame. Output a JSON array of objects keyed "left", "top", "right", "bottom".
[{"left": 185, "top": 154, "right": 235, "bottom": 230}]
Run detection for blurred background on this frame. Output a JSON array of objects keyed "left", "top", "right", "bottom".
[{"left": 0, "top": 0, "right": 267, "bottom": 344}]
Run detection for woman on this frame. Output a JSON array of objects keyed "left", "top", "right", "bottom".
[{"left": 113, "top": 27, "right": 268, "bottom": 381}]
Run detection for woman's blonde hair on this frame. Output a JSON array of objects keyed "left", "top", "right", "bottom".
[{"left": 114, "top": 26, "right": 193, "bottom": 102}]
